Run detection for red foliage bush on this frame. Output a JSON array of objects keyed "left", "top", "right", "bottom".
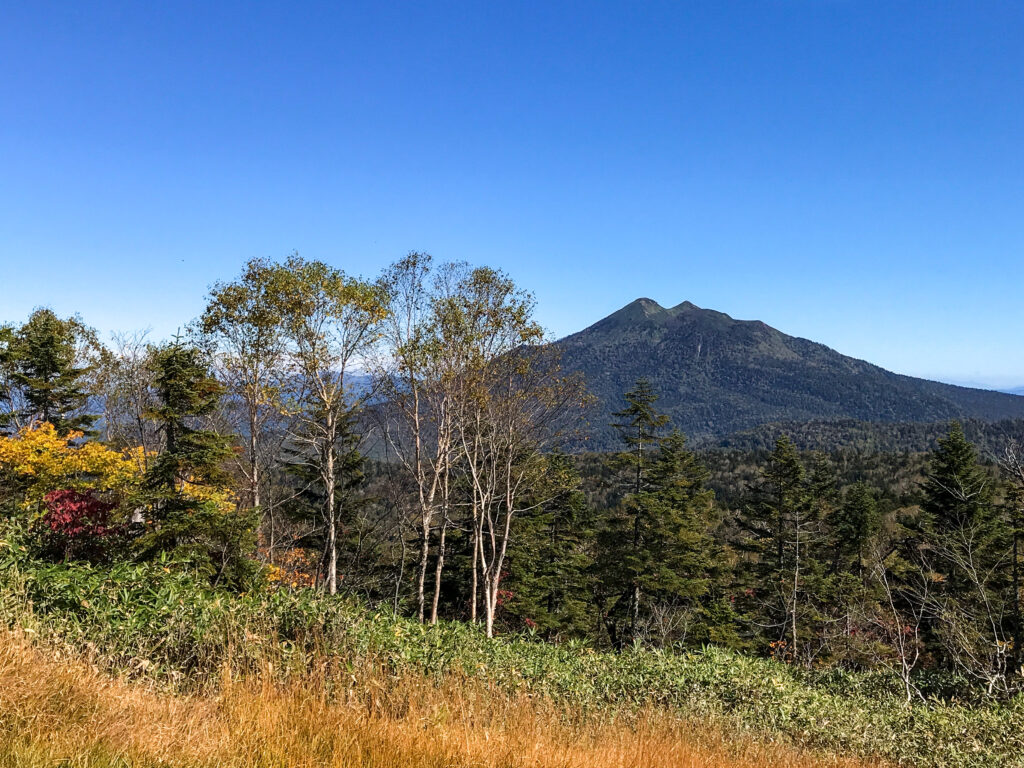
[{"left": 36, "top": 490, "right": 124, "bottom": 562}]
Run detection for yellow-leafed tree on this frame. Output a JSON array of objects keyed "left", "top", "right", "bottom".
[{"left": 0, "top": 423, "right": 144, "bottom": 512}]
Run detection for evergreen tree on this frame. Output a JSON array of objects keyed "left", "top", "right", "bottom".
[
  {"left": 597, "top": 379, "right": 671, "bottom": 645},
  {"left": 598, "top": 381, "right": 718, "bottom": 648},
  {"left": 831, "top": 482, "right": 881, "bottom": 578},
  {"left": 611, "top": 378, "right": 669, "bottom": 497},
  {"left": 629, "top": 431, "right": 718, "bottom": 643},
  {"left": 504, "top": 453, "right": 595, "bottom": 639},
  {"left": 135, "top": 340, "right": 257, "bottom": 588},
  {"left": 915, "top": 423, "right": 1014, "bottom": 689},
  {"left": 1, "top": 309, "right": 97, "bottom": 435},
  {"left": 734, "top": 435, "right": 816, "bottom": 660},
  {"left": 920, "top": 422, "right": 993, "bottom": 540}
]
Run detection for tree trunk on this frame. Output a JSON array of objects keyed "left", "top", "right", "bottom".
[
  {"left": 249, "top": 425, "right": 260, "bottom": 510},
  {"left": 325, "top": 414, "right": 338, "bottom": 595},
  {"left": 1014, "top": 522, "right": 1021, "bottom": 676},
  {"left": 430, "top": 511, "right": 448, "bottom": 624},
  {"left": 484, "top": 574, "right": 497, "bottom": 638},
  {"left": 791, "top": 510, "right": 800, "bottom": 662},
  {"left": 470, "top": 502, "right": 480, "bottom": 623},
  {"left": 417, "top": 513, "right": 430, "bottom": 623}
]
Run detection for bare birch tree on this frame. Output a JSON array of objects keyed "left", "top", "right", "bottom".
[
  {"left": 275, "top": 255, "right": 386, "bottom": 595},
  {"left": 376, "top": 253, "right": 461, "bottom": 623}
]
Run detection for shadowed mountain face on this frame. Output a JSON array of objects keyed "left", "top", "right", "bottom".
[{"left": 553, "top": 298, "right": 1024, "bottom": 450}]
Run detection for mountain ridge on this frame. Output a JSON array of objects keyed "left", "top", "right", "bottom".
[{"left": 552, "top": 298, "right": 1024, "bottom": 451}]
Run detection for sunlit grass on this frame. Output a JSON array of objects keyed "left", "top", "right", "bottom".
[{"left": 0, "top": 629, "right": 874, "bottom": 768}]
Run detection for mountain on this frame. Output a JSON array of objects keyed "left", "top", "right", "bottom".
[
  {"left": 1001, "top": 386, "right": 1024, "bottom": 396},
  {"left": 553, "top": 298, "right": 1024, "bottom": 450}
]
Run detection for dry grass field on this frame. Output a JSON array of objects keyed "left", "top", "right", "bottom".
[{"left": 0, "top": 630, "right": 877, "bottom": 768}]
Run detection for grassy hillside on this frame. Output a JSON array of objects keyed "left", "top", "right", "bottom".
[
  {"left": 1, "top": 530, "right": 1021, "bottom": 768},
  {"left": 0, "top": 629, "right": 869, "bottom": 768}
]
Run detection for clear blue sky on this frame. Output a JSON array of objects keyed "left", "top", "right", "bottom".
[{"left": 2, "top": 2, "right": 1022, "bottom": 387}]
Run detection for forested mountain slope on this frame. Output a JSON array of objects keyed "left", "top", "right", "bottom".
[{"left": 554, "top": 298, "right": 1024, "bottom": 450}]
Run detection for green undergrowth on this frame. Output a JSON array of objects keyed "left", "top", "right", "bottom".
[{"left": 1, "top": 535, "right": 1021, "bottom": 768}]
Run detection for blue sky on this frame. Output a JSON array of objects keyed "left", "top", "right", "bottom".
[{"left": 2, "top": 2, "right": 1022, "bottom": 387}]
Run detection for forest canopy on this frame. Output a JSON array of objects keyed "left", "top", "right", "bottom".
[{"left": 2, "top": 252, "right": 1023, "bottom": 701}]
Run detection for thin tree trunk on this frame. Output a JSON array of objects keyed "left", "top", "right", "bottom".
[
  {"left": 417, "top": 515, "right": 430, "bottom": 623},
  {"left": 430, "top": 510, "right": 448, "bottom": 624},
  {"left": 325, "top": 413, "right": 338, "bottom": 595},
  {"left": 792, "top": 511, "right": 800, "bottom": 662},
  {"left": 470, "top": 498, "right": 481, "bottom": 623},
  {"left": 1014, "top": 521, "right": 1021, "bottom": 676},
  {"left": 485, "top": 574, "right": 497, "bottom": 638},
  {"left": 394, "top": 526, "right": 407, "bottom": 613},
  {"left": 250, "top": 422, "right": 260, "bottom": 510}
]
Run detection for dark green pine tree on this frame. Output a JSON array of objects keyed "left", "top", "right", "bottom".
[
  {"left": 611, "top": 377, "right": 669, "bottom": 497},
  {"left": 597, "top": 379, "right": 670, "bottom": 646},
  {"left": 798, "top": 453, "right": 846, "bottom": 663},
  {"left": 626, "top": 430, "right": 719, "bottom": 643},
  {"left": 918, "top": 422, "right": 1000, "bottom": 604},
  {"left": 597, "top": 380, "right": 719, "bottom": 648},
  {"left": 135, "top": 339, "right": 257, "bottom": 588},
  {"left": 1005, "top": 480, "right": 1024, "bottom": 678},
  {"left": 920, "top": 422, "right": 993, "bottom": 540},
  {"left": 733, "top": 435, "right": 811, "bottom": 659},
  {"left": 504, "top": 453, "right": 596, "bottom": 640},
  {"left": 830, "top": 482, "right": 881, "bottom": 579},
  {"left": 915, "top": 422, "right": 1014, "bottom": 682},
  {"left": 821, "top": 480, "right": 884, "bottom": 668},
  {"left": 2, "top": 309, "right": 97, "bottom": 435}
]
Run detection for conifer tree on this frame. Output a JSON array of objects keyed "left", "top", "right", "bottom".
[
  {"left": 734, "top": 435, "right": 814, "bottom": 659},
  {"left": 505, "top": 453, "right": 595, "bottom": 639},
  {"left": 831, "top": 482, "right": 881, "bottom": 578},
  {"left": 597, "top": 379, "right": 668, "bottom": 644},
  {"left": 915, "top": 423, "right": 1014, "bottom": 689},
  {"left": 597, "top": 380, "right": 718, "bottom": 647},
  {"left": 627, "top": 430, "right": 717, "bottom": 642},
  {"left": 1, "top": 309, "right": 98, "bottom": 435},
  {"left": 135, "top": 340, "right": 256, "bottom": 588},
  {"left": 920, "top": 422, "right": 993, "bottom": 541},
  {"left": 611, "top": 378, "right": 669, "bottom": 497}
]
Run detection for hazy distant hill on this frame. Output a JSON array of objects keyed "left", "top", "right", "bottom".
[{"left": 553, "top": 298, "right": 1024, "bottom": 451}]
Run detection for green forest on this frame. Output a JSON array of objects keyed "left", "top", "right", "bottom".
[{"left": 3, "top": 252, "right": 1024, "bottom": 709}]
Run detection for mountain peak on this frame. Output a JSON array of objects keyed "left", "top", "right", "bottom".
[
  {"left": 670, "top": 300, "right": 699, "bottom": 312},
  {"left": 554, "top": 296, "right": 1024, "bottom": 448},
  {"left": 589, "top": 298, "right": 667, "bottom": 330},
  {"left": 628, "top": 297, "right": 665, "bottom": 313}
]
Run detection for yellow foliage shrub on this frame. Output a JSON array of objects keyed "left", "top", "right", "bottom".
[{"left": 0, "top": 423, "right": 144, "bottom": 509}]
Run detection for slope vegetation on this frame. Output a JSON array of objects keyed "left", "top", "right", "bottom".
[
  {"left": 1, "top": 545, "right": 1020, "bottom": 767},
  {"left": 554, "top": 299, "right": 1024, "bottom": 449}
]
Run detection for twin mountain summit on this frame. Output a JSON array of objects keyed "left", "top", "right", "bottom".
[{"left": 547, "top": 298, "right": 1024, "bottom": 452}]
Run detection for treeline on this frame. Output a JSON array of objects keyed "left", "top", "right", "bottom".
[
  {"left": 1, "top": 253, "right": 1023, "bottom": 699},
  {"left": 708, "top": 417, "right": 1024, "bottom": 454}
]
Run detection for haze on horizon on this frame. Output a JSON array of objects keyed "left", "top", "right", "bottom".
[{"left": 2, "top": 2, "right": 1023, "bottom": 389}]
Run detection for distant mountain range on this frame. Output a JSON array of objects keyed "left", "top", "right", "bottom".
[{"left": 553, "top": 298, "right": 1024, "bottom": 451}]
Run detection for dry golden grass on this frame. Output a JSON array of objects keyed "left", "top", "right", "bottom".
[{"left": 0, "top": 630, "right": 880, "bottom": 768}]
